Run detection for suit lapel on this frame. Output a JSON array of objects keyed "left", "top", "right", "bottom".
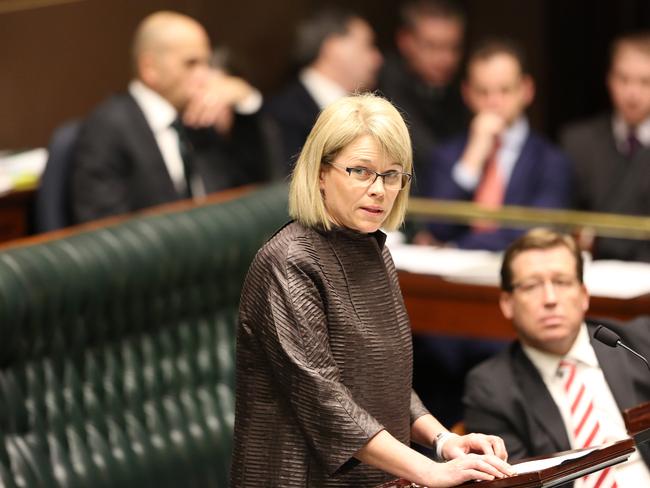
[
  {"left": 589, "top": 328, "right": 638, "bottom": 411},
  {"left": 123, "top": 94, "right": 179, "bottom": 199},
  {"left": 503, "top": 134, "right": 535, "bottom": 205},
  {"left": 296, "top": 82, "right": 321, "bottom": 128},
  {"left": 591, "top": 118, "right": 636, "bottom": 211},
  {"left": 512, "top": 345, "right": 572, "bottom": 452}
]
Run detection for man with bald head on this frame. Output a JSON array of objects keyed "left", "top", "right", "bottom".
[{"left": 71, "top": 11, "right": 272, "bottom": 223}]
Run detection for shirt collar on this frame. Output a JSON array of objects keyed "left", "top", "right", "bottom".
[
  {"left": 522, "top": 323, "right": 597, "bottom": 382},
  {"left": 299, "top": 67, "right": 348, "bottom": 110},
  {"left": 500, "top": 116, "right": 529, "bottom": 152},
  {"left": 128, "top": 79, "right": 178, "bottom": 133},
  {"left": 612, "top": 113, "right": 650, "bottom": 149},
  {"left": 315, "top": 225, "right": 387, "bottom": 249}
]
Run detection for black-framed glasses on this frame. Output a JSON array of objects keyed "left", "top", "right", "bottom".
[{"left": 326, "top": 161, "right": 412, "bottom": 191}]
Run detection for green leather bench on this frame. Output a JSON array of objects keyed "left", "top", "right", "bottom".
[{"left": 0, "top": 183, "right": 289, "bottom": 487}]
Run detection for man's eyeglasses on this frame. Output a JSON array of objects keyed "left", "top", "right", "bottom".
[
  {"left": 511, "top": 276, "right": 580, "bottom": 296},
  {"left": 326, "top": 162, "right": 412, "bottom": 191}
]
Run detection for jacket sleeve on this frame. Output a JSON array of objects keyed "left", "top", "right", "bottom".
[
  {"left": 228, "top": 111, "right": 276, "bottom": 184},
  {"left": 409, "top": 390, "right": 430, "bottom": 425},
  {"left": 425, "top": 141, "right": 472, "bottom": 243},
  {"left": 463, "top": 367, "right": 532, "bottom": 461},
  {"left": 71, "top": 115, "right": 133, "bottom": 223},
  {"left": 240, "top": 246, "right": 385, "bottom": 476},
  {"left": 526, "top": 145, "right": 574, "bottom": 210}
]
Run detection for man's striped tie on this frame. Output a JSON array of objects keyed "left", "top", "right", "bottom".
[{"left": 559, "top": 359, "right": 618, "bottom": 488}]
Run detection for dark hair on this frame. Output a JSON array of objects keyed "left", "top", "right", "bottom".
[
  {"left": 466, "top": 37, "right": 529, "bottom": 77},
  {"left": 500, "top": 228, "right": 583, "bottom": 291},
  {"left": 399, "top": 0, "right": 465, "bottom": 31},
  {"left": 293, "top": 7, "right": 360, "bottom": 67}
]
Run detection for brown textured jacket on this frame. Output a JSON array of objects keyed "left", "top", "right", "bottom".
[{"left": 231, "top": 221, "right": 429, "bottom": 487}]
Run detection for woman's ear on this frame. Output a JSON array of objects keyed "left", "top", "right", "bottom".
[{"left": 319, "top": 166, "right": 327, "bottom": 191}]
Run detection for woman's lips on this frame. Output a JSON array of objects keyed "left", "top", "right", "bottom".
[{"left": 360, "top": 206, "right": 383, "bottom": 214}]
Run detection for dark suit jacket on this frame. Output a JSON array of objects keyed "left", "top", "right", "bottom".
[
  {"left": 464, "top": 318, "right": 650, "bottom": 481},
  {"left": 425, "top": 131, "right": 574, "bottom": 250},
  {"left": 264, "top": 79, "right": 320, "bottom": 174},
  {"left": 71, "top": 93, "right": 271, "bottom": 223},
  {"left": 378, "top": 54, "right": 469, "bottom": 196},
  {"left": 560, "top": 114, "right": 650, "bottom": 262}
]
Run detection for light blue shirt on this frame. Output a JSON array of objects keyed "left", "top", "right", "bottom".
[{"left": 452, "top": 117, "right": 530, "bottom": 192}]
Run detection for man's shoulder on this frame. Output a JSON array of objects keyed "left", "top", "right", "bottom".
[
  {"left": 84, "top": 92, "right": 142, "bottom": 127},
  {"left": 560, "top": 113, "right": 611, "bottom": 144},
  {"left": 525, "top": 130, "right": 571, "bottom": 163},
  {"left": 466, "top": 343, "right": 519, "bottom": 385},
  {"left": 265, "top": 79, "right": 317, "bottom": 118},
  {"left": 378, "top": 53, "right": 411, "bottom": 89},
  {"left": 432, "top": 133, "right": 468, "bottom": 160},
  {"left": 588, "top": 316, "right": 650, "bottom": 346}
]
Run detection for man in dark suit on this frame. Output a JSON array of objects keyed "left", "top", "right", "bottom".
[
  {"left": 464, "top": 228, "right": 650, "bottom": 485},
  {"left": 561, "top": 32, "right": 650, "bottom": 262},
  {"left": 265, "top": 8, "right": 382, "bottom": 174},
  {"left": 420, "top": 39, "right": 573, "bottom": 251},
  {"left": 71, "top": 11, "right": 271, "bottom": 223},
  {"left": 378, "top": 0, "right": 469, "bottom": 195}
]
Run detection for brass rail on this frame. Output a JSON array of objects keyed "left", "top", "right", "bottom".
[
  {"left": 0, "top": 0, "right": 83, "bottom": 15},
  {"left": 407, "top": 198, "right": 650, "bottom": 240}
]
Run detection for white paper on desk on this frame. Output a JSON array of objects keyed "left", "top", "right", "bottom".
[
  {"left": 0, "top": 148, "right": 48, "bottom": 177},
  {"left": 389, "top": 243, "right": 650, "bottom": 299},
  {"left": 513, "top": 447, "right": 597, "bottom": 474},
  {"left": 584, "top": 260, "right": 650, "bottom": 299},
  {"left": 387, "top": 244, "right": 502, "bottom": 286}
]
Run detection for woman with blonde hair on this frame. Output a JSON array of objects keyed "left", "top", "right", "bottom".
[{"left": 231, "top": 93, "right": 512, "bottom": 487}]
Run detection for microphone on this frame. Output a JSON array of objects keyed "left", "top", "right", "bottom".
[{"left": 594, "top": 325, "right": 650, "bottom": 371}]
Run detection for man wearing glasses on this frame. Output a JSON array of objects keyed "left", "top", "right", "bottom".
[{"left": 463, "top": 228, "right": 650, "bottom": 486}]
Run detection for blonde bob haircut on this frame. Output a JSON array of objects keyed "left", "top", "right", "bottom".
[{"left": 289, "top": 93, "right": 413, "bottom": 231}]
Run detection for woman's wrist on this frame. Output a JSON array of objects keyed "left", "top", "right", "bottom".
[{"left": 434, "top": 431, "right": 460, "bottom": 461}]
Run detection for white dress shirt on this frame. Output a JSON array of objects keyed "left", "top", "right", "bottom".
[
  {"left": 299, "top": 67, "right": 348, "bottom": 110},
  {"left": 453, "top": 116, "right": 529, "bottom": 192},
  {"left": 612, "top": 113, "right": 650, "bottom": 154},
  {"left": 129, "top": 80, "right": 196, "bottom": 196},
  {"left": 128, "top": 80, "right": 263, "bottom": 198},
  {"left": 523, "top": 324, "right": 650, "bottom": 487}
]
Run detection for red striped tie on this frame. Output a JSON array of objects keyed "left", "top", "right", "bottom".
[{"left": 559, "top": 359, "right": 618, "bottom": 488}]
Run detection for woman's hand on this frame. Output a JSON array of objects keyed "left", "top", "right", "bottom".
[
  {"left": 441, "top": 432, "right": 509, "bottom": 461},
  {"left": 421, "top": 453, "right": 514, "bottom": 487}
]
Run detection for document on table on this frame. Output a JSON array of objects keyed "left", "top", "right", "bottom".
[
  {"left": 584, "top": 260, "right": 650, "bottom": 299},
  {"left": 387, "top": 241, "right": 650, "bottom": 299},
  {"left": 513, "top": 447, "right": 597, "bottom": 474},
  {"left": 0, "top": 148, "right": 47, "bottom": 191},
  {"left": 387, "top": 243, "right": 502, "bottom": 286}
]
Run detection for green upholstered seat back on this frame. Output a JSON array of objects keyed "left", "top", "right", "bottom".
[{"left": 0, "top": 183, "right": 289, "bottom": 487}]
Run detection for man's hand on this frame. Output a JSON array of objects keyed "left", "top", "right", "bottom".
[
  {"left": 182, "top": 69, "right": 256, "bottom": 133},
  {"left": 458, "top": 111, "right": 506, "bottom": 176}
]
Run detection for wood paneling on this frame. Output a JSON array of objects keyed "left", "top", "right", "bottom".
[
  {"left": 4, "top": 0, "right": 647, "bottom": 150},
  {"left": 399, "top": 271, "right": 650, "bottom": 340},
  {"left": 0, "top": 0, "right": 304, "bottom": 148}
]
